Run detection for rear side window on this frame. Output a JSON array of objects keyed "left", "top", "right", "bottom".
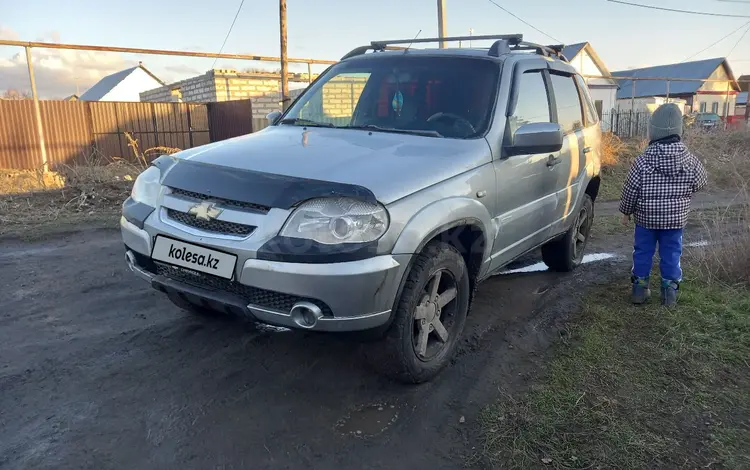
[
  {"left": 509, "top": 71, "right": 551, "bottom": 134},
  {"left": 574, "top": 75, "right": 599, "bottom": 125},
  {"left": 550, "top": 73, "right": 584, "bottom": 134}
]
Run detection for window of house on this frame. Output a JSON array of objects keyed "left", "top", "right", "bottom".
[
  {"left": 550, "top": 73, "right": 584, "bottom": 134},
  {"left": 711, "top": 102, "right": 719, "bottom": 114},
  {"left": 700, "top": 102, "right": 707, "bottom": 113},
  {"left": 509, "top": 71, "right": 551, "bottom": 134}
]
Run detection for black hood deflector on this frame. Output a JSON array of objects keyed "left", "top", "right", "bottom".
[{"left": 160, "top": 159, "right": 378, "bottom": 209}]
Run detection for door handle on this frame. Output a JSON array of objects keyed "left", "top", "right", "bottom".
[
  {"left": 583, "top": 147, "right": 591, "bottom": 154},
  {"left": 546, "top": 155, "right": 561, "bottom": 167}
]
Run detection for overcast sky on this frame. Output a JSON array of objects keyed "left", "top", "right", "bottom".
[{"left": 2, "top": 0, "right": 749, "bottom": 98}]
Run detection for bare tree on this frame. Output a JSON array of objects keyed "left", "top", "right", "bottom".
[{"left": 2, "top": 89, "right": 32, "bottom": 100}]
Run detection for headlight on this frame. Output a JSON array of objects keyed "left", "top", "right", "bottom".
[
  {"left": 280, "top": 197, "right": 389, "bottom": 244},
  {"left": 130, "top": 166, "right": 161, "bottom": 207}
]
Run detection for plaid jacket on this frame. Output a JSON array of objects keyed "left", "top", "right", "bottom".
[{"left": 619, "top": 139, "right": 708, "bottom": 230}]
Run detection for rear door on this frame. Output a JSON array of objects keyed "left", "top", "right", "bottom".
[
  {"left": 489, "top": 68, "right": 558, "bottom": 271},
  {"left": 547, "top": 72, "right": 587, "bottom": 232},
  {"left": 575, "top": 74, "right": 603, "bottom": 198}
]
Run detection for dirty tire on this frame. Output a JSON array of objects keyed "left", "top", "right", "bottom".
[
  {"left": 364, "top": 241, "right": 470, "bottom": 384},
  {"left": 542, "top": 194, "right": 594, "bottom": 272},
  {"left": 166, "top": 292, "right": 218, "bottom": 317}
]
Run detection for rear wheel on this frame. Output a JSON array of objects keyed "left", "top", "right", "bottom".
[
  {"left": 364, "top": 241, "right": 470, "bottom": 384},
  {"left": 542, "top": 194, "right": 594, "bottom": 272}
]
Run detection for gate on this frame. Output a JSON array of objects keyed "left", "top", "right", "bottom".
[{"left": 207, "top": 99, "right": 255, "bottom": 143}]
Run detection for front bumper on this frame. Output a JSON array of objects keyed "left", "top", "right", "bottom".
[{"left": 122, "top": 217, "right": 410, "bottom": 332}]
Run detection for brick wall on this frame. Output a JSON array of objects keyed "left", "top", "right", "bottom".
[
  {"left": 320, "top": 78, "right": 367, "bottom": 117},
  {"left": 141, "top": 70, "right": 314, "bottom": 118}
]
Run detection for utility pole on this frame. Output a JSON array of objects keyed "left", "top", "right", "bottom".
[
  {"left": 437, "top": 0, "right": 447, "bottom": 48},
  {"left": 279, "top": 0, "right": 290, "bottom": 111},
  {"left": 25, "top": 46, "right": 48, "bottom": 172}
]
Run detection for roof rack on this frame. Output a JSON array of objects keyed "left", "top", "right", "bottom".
[{"left": 341, "top": 34, "right": 568, "bottom": 62}]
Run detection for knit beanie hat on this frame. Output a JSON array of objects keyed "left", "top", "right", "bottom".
[{"left": 649, "top": 103, "right": 683, "bottom": 141}]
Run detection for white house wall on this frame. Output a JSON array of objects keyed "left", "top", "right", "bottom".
[{"left": 102, "top": 68, "right": 164, "bottom": 102}]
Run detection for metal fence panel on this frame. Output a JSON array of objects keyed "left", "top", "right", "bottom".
[
  {"left": 207, "top": 99, "right": 254, "bottom": 143},
  {"left": 0, "top": 98, "right": 268, "bottom": 169},
  {"left": 0, "top": 100, "right": 41, "bottom": 169}
]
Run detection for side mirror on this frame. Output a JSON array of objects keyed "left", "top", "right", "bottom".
[
  {"left": 505, "top": 122, "right": 563, "bottom": 156},
  {"left": 266, "top": 111, "right": 282, "bottom": 125}
]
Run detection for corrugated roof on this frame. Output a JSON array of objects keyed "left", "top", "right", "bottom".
[
  {"left": 612, "top": 58, "right": 735, "bottom": 99},
  {"left": 738, "top": 92, "right": 748, "bottom": 105},
  {"left": 79, "top": 67, "right": 138, "bottom": 101},
  {"left": 79, "top": 64, "right": 164, "bottom": 101},
  {"left": 561, "top": 42, "right": 586, "bottom": 61}
]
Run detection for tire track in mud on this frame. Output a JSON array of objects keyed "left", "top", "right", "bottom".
[{"left": 0, "top": 228, "right": 646, "bottom": 469}]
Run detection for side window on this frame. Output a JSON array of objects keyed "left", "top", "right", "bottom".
[
  {"left": 574, "top": 74, "right": 599, "bottom": 125},
  {"left": 550, "top": 73, "right": 584, "bottom": 134},
  {"left": 509, "top": 71, "right": 551, "bottom": 134}
]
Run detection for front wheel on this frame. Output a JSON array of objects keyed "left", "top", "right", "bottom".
[
  {"left": 542, "top": 194, "right": 594, "bottom": 272},
  {"left": 364, "top": 241, "right": 470, "bottom": 384}
]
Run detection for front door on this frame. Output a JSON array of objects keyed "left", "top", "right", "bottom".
[{"left": 489, "top": 69, "right": 558, "bottom": 272}]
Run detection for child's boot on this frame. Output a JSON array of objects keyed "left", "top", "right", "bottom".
[
  {"left": 631, "top": 276, "right": 651, "bottom": 304},
  {"left": 661, "top": 280, "right": 679, "bottom": 307}
]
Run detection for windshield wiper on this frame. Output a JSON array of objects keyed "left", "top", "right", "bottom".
[
  {"left": 279, "top": 117, "right": 335, "bottom": 128},
  {"left": 344, "top": 124, "right": 443, "bottom": 138}
]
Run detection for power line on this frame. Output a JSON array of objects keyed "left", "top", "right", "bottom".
[
  {"left": 211, "top": 0, "right": 246, "bottom": 69},
  {"left": 607, "top": 0, "right": 750, "bottom": 18},
  {"left": 681, "top": 20, "right": 750, "bottom": 62},
  {"left": 485, "top": 0, "right": 561, "bottom": 43},
  {"left": 728, "top": 24, "right": 750, "bottom": 56}
]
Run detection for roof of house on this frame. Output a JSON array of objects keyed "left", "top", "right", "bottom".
[
  {"left": 561, "top": 43, "right": 587, "bottom": 62},
  {"left": 561, "top": 42, "right": 617, "bottom": 87},
  {"left": 63, "top": 94, "right": 79, "bottom": 101},
  {"left": 613, "top": 58, "right": 738, "bottom": 100},
  {"left": 79, "top": 64, "right": 164, "bottom": 101},
  {"left": 738, "top": 92, "right": 748, "bottom": 106}
]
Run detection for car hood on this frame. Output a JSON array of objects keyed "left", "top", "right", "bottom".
[{"left": 172, "top": 125, "right": 492, "bottom": 204}]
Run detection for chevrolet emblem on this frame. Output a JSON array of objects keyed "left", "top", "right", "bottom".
[{"left": 188, "top": 201, "right": 223, "bottom": 221}]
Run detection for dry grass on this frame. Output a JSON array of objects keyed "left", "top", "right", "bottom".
[
  {"left": 688, "top": 196, "right": 750, "bottom": 287},
  {"left": 0, "top": 136, "right": 180, "bottom": 240}
]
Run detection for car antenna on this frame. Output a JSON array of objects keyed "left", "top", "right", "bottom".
[{"left": 404, "top": 29, "right": 422, "bottom": 53}]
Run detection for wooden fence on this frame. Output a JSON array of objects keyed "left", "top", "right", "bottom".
[{"left": 0, "top": 99, "right": 254, "bottom": 170}]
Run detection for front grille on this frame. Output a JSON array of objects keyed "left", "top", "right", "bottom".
[
  {"left": 155, "top": 262, "right": 333, "bottom": 316},
  {"left": 170, "top": 188, "right": 270, "bottom": 214},
  {"left": 167, "top": 209, "right": 255, "bottom": 237}
]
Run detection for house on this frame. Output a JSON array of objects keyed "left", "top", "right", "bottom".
[
  {"left": 79, "top": 63, "right": 164, "bottom": 102},
  {"left": 736, "top": 92, "right": 748, "bottom": 119},
  {"left": 562, "top": 42, "right": 619, "bottom": 120},
  {"left": 612, "top": 58, "right": 741, "bottom": 117},
  {"left": 140, "top": 69, "right": 313, "bottom": 118},
  {"left": 738, "top": 75, "right": 749, "bottom": 93},
  {"left": 63, "top": 94, "right": 79, "bottom": 101}
]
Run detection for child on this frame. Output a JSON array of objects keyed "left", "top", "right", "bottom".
[{"left": 619, "top": 103, "right": 708, "bottom": 306}]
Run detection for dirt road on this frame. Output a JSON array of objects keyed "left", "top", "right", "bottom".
[{"left": 0, "top": 224, "right": 695, "bottom": 469}]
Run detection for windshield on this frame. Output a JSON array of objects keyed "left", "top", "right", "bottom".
[{"left": 281, "top": 56, "right": 499, "bottom": 139}]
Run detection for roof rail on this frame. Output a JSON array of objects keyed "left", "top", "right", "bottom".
[
  {"left": 370, "top": 34, "right": 523, "bottom": 49},
  {"left": 503, "top": 41, "right": 569, "bottom": 62},
  {"left": 340, "top": 34, "right": 569, "bottom": 62},
  {"left": 340, "top": 44, "right": 407, "bottom": 61}
]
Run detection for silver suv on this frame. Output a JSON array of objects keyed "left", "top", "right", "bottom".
[{"left": 122, "top": 34, "right": 601, "bottom": 383}]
